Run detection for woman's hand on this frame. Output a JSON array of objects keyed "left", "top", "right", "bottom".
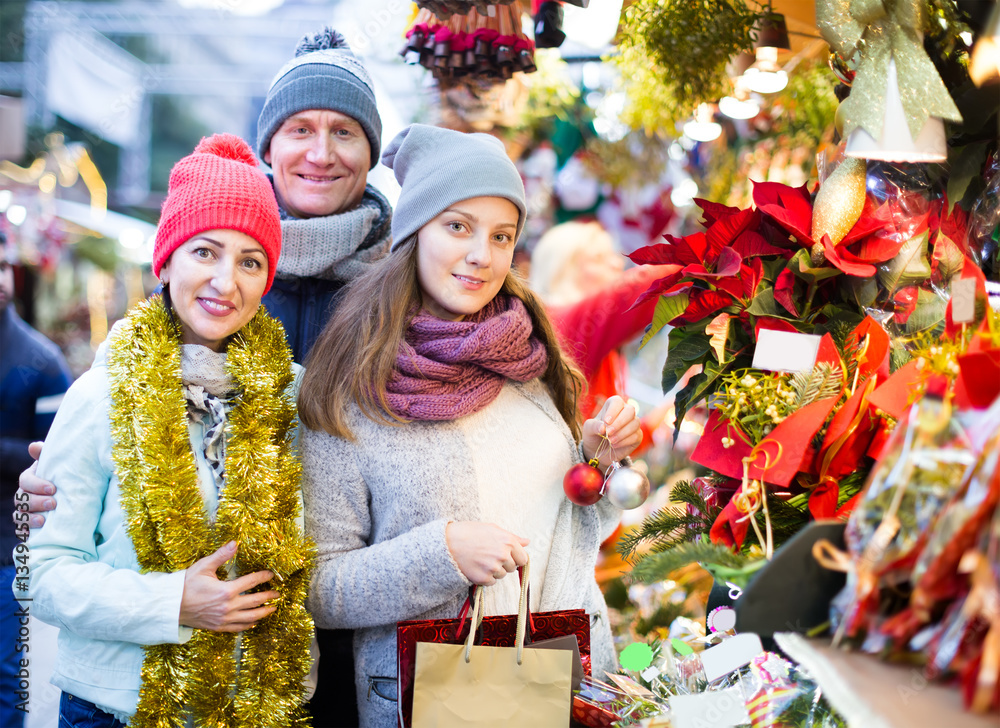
[
  {"left": 582, "top": 395, "right": 641, "bottom": 471},
  {"left": 445, "top": 522, "right": 529, "bottom": 586},
  {"left": 13, "top": 442, "right": 56, "bottom": 529},
  {"left": 179, "top": 542, "right": 280, "bottom": 632}
]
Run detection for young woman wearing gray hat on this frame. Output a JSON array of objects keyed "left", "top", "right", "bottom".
[{"left": 297, "top": 124, "right": 642, "bottom": 728}]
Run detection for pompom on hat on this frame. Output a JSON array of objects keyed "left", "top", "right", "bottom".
[
  {"left": 153, "top": 134, "right": 282, "bottom": 294},
  {"left": 257, "top": 28, "right": 382, "bottom": 169},
  {"left": 382, "top": 124, "right": 526, "bottom": 250}
]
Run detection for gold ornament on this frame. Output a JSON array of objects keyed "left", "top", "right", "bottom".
[
  {"left": 107, "top": 297, "right": 314, "bottom": 728},
  {"left": 811, "top": 157, "right": 867, "bottom": 263},
  {"left": 816, "top": 0, "right": 962, "bottom": 142}
]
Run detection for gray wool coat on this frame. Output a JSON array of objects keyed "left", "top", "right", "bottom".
[{"left": 301, "top": 378, "right": 621, "bottom": 728}]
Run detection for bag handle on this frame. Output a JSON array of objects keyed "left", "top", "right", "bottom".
[
  {"left": 453, "top": 563, "right": 536, "bottom": 641},
  {"left": 463, "top": 556, "right": 531, "bottom": 665}
]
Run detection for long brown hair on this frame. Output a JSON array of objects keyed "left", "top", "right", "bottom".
[{"left": 298, "top": 235, "right": 584, "bottom": 441}]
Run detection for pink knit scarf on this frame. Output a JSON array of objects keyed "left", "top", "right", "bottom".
[{"left": 385, "top": 295, "right": 548, "bottom": 421}]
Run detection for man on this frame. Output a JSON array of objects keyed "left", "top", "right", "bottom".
[
  {"left": 17, "top": 28, "right": 391, "bottom": 727},
  {"left": 0, "top": 233, "right": 72, "bottom": 728},
  {"left": 256, "top": 26, "right": 392, "bottom": 362}
]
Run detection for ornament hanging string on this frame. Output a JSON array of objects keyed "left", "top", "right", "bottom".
[{"left": 735, "top": 442, "right": 783, "bottom": 560}]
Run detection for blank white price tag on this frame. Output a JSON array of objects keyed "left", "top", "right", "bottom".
[
  {"left": 751, "top": 330, "right": 822, "bottom": 373},
  {"left": 700, "top": 632, "right": 763, "bottom": 682},
  {"left": 951, "top": 278, "right": 976, "bottom": 324},
  {"left": 669, "top": 688, "right": 750, "bottom": 728}
]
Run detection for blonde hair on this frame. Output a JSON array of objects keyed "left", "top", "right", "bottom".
[
  {"left": 529, "top": 221, "right": 616, "bottom": 306},
  {"left": 298, "top": 235, "right": 584, "bottom": 441}
]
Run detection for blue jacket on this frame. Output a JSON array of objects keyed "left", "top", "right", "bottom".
[
  {"left": 1, "top": 307, "right": 72, "bottom": 565},
  {"left": 261, "top": 276, "right": 345, "bottom": 364}
]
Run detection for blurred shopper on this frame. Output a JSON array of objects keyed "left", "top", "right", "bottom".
[
  {"left": 1, "top": 232, "right": 72, "bottom": 728},
  {"left": 530, "top": 221, "right": 671, "bottom": 445}
]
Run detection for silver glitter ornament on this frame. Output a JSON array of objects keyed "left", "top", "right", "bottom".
[{"left": 604, "top": 464, "right": 650, "bottom": 510}]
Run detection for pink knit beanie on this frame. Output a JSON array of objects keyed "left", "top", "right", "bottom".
[{"left": 153, "top": 134, "right": 282, "bottom": 293}]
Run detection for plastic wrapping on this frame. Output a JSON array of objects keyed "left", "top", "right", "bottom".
[
  {"left": 742, "top": 653, "right": 846, "bottom": 728},
  {"left": 912, "top": 428, "right": 1000, "bottom": 601},
  {"left": 836, "top": 392, "right": 976, "bottom": 637},
  {"left": 967, "top": 155, "right": 1000, "bottom": 279}
]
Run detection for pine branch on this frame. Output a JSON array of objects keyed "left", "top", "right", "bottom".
[
  {"left": 617, "top": 480, "right": 720, "bottom": 561},
  {"left": 630, "top": 541, "right": 748, "bottom": 584},
  {"left": 617, "top": 507, "right": 713, "bottom": 561},
  {"left": 837, "top": 469, "right": 867, "bottom": 507},
  {"left": 669, "top": 480, "right": 710, "bottom": 512},
  {"left": 791, "top": 363, "right": 843, "bottom": 409},
  {"left": 749, "top": 493, "right": 810, "bottom": 549}
]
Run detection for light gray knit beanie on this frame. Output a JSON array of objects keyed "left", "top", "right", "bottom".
[
  {"left": 382, "top": 124, "right": 526, "bottom": 251},
  {"left": 256, "top": 28, "right": 382, "bottom": 169}
]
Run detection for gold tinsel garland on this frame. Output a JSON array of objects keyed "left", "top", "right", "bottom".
[{"left": 107, "top": 297, "right": 314, "bottom": 728}]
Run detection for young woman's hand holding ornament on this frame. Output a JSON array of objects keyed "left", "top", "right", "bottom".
[{"left": 581, "top": 395, "right": 641, "bottom": 469}]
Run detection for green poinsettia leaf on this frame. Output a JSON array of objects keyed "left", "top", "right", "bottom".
[
  {"left": 671, "top": 370, "right": 705, "bottom": 444},
  {"left": 760, "top": 257, "right": 788, "bottom": 283},
  {"left": 671, "top": 359, "right": 729, "bottom": 444},
  {"left": 745, "top": 288, "right": 798, "bottom": 321},
  {"left": 641, "top": 292, "right": 690, "bottom": 349},
  {"left": 745, "top": 287, "right": 778, "bottom": 317},
  {"left": 947, "top": 141, "right": 989, "bottom": 213},
  {"left": 816, "top": 303, "right": 864, "bottom": 327},
  {"left": 877, "top": 230, "right": 931, "bottom": 295},
  {"left": 789, "top": 248, "right": 842, "bottom": 283},
  {"left": 661, "top": 327, "right": 712, "bottom": 393},
  {"left": 905, "top": 288, "right": 948, "bottom": 334},
  {"left": 844, "top": 275, "right": 879, "bottom": 309},
  {"left": 932, "top": 231, "right": 967, "bottom": 283}
]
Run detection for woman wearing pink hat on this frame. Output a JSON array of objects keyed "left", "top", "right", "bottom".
[{"left": 20, "top": 135, "right": 313, "bottom": 728}]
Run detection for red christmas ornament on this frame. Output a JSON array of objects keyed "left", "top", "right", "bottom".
[{"left": 563, "top": 463, "right": 605, "bottom": 506}]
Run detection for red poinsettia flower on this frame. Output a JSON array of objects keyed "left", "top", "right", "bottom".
[
  {"left": 752, "top": 181, "right": 902, "bottom": 277},
  {"left": 628, "top": 201, "right": 781, "bottom": 321}
]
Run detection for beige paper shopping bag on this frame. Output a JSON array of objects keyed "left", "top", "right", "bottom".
[{"left": 411, "top": 558, "right": 574, "bottom": 727}]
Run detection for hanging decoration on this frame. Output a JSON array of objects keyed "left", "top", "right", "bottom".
[
  {"left": 612, "top": 0, "right": 763, "bottom": 134},
  {"left": 815, "top": 0, "right": 963, "bottom": 152},
  {"left": 414, "top": 0, "right": 518, "bottom": 17},
  {"left": 401, "top": 1, "right": 535, "bottom": 86},
  {"left": 533, "top": 1, "right": 567, "bottom": 49}
]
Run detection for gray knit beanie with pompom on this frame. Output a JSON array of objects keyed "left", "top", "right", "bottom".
[{"left": 256, "top": 28, "right": 382, "bottom": 169}]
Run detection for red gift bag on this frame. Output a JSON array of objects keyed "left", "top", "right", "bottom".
[{"left": 396, "top": 570, "right": 591, "bottom": 728}]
